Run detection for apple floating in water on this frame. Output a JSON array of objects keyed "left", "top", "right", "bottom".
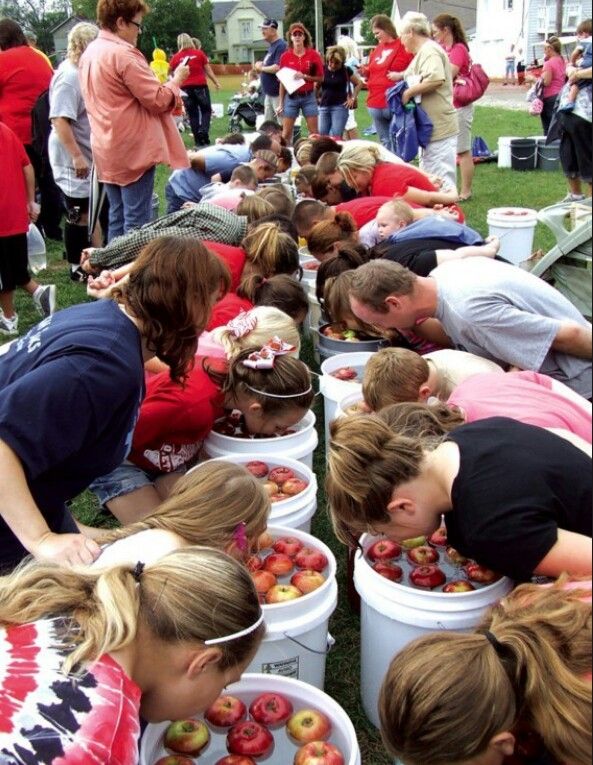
[
  {"left": 367, "top": 539, "right": 401, "bottom": 562},
  {"left": 163, "top": 719, "right": 210, "bottom": 756},
  {"left": 372, "top": 562, "right": 403, "bottom": 582},
  {"left": 409, "top": 565, "right": 446, "bottom": 590},
  {"left": 286, "top": 708, "right": 332, "bottom": 744},
  {"left": 249, "top": 692, "right": 294, "bottom": 727}
]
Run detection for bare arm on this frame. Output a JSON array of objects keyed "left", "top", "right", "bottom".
[
  {"left": 534, "top": 529, "right": 592, "bottom": 578},
  {"left": 552, "top": 322, "right": 593, "bottom": 359},
  {"left": 23, "top": 164, "right": 39, "bottom": 222},
  {"left": 403, "top": 186, "right": 459, "bottom": 206},
  {"left": 0, "top": 439, "right": 101, "bottom": 566},
  {"left": 347, "top": 72, "right": 363, "bottom": 106},
  {"left": 204, "top": 64, "right": 221, "bottom": 90},
  {"left": 51, "top": 117, "right": 89, "bottom": 177}
]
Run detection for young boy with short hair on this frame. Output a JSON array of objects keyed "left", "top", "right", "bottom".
[{"left": 0, "top": 123, "right": 56, "bottom": 335}]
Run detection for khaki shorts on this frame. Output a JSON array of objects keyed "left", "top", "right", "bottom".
[{"left": 456, "top": 104, "right": 474, "bottom": 154}]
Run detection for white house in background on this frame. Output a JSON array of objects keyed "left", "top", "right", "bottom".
[
  {"left": 333, "top": 12, "right": 365, "bottom": 45},
  {"left": 391, "top": 0, "right": 477, "bottom": 34},
  {"left": 211, "top": 0, "right": 285, "bottom": 64},
  {"left": 473, "top": 0, "right": 592, "bottom": 77}
]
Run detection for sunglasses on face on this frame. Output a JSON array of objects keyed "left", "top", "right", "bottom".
[{"left": 292, "top": 31, "right": 305, "bottom": 37}]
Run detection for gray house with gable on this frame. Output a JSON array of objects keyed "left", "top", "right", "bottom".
[{"left": 212, "top": 0, "right": 286, "bottom": 64}]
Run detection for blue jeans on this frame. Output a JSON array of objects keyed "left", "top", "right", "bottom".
[
  {"left": 165, "top": 181, "right": 186, "bottom": 214},
  {"left": 283, "top": 91, "right": 319, "bottom": 119},
  {"left": 318, "top": 105, "right": 349, "bottom": 138},
  {"left": 105, "top": 166, "right": 156, "bottom": 242},
  {"left": 368, "top": 107, "right": 393, "bottom": 150}
]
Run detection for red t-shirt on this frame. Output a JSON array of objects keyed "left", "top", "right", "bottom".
[
  {"left": 0, "top": 45, "right": 52, "bottom": 144},
  {"left": 169, "top": 47, "right": 209, "bottom": 87},
  {"left": 335, "top": 196, "right": 392, "bottom": 228},
  {"left": 207, "top": 292, "right": 254, "bottom": 330},
  {"left": 0, "top": 122, "right": 31, "bottom": 237},
  {"left": 279, "top": 48, "right": 324, "bottom": 94},
  {"left": 363, "top": 40, "right": 414, "bottom": 109},
  {"left": 203, "top": 240, "right": 247, "bottom": 291},
  {"left": 370, "top": 162, "right": 437, "bottom": 197},
  {"left": 129, "top": 365, "right": 224, "bottom": 473}
]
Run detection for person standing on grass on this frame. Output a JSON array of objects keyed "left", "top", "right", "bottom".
[
  {"left": 255, "top": 19, "right": 288, "bottom": 122},
  {"left": 0, "top": 122, "right": 56, "bottom": 337},
  {"left": 318, "top": 46, "right": 363, "bottom": 140},
  {"left": 0, "top": 237, "right": 230, "bottom": 572}
]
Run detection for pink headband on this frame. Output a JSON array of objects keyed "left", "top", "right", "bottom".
[
  {"left": 227, "top": 311, "right": 258, "bottom": 339},
  {"left": 243, "top": 337, "right": 296, "bottom": 369}
]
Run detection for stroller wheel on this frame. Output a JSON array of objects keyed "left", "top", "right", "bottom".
[{"left": 229, "top": 119, "right": 241, "bottom": 133}]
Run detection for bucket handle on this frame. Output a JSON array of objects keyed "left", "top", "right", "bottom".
[
  {"left": 283, "top": 632, "right": 336, "bottom": 655},
  {"left": 510, "top": 151, "right": 537, "bottom": 160}
]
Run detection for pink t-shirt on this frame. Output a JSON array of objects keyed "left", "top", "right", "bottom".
[
  {"left": 542, "top": 55, "right": 567, "bottom": 99},
  {"left": 448, "top": 370, "right": 593, "bottom": 444}
]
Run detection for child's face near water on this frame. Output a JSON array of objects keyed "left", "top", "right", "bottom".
[
  {"left": 376, "top": 207, "right": 407, "bottom": 241},
  {"left": 243, "top": 405, "right": 308, "bottom": 437}
]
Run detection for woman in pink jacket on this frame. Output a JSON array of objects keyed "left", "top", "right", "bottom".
[{"left": 79, "top": 0, "right": 190, "bottom": 240}]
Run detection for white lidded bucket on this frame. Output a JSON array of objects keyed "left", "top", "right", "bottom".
[
  {"left": 203, "top": 410, "right": 318, "bottom": 470},
  {"left": 247, "top": 525, "right": 338, "bottom": 688},
  {"left": 140, "top": 673, "right": 362, "bottom": 765},
  {"left": 300, "top": 254, "right": 320, "bottom": 288},
  {"left": 497, "top": 136, "right": 520, "bottom": 168},
  {"left": 320, "top": 352, "right": 375, "bottom": 451},
  {"left": 337, "top": 390, "right": 366, "bottom": 419},
  {"left": 205, "top": 453, "right": 318, "bottom": 532},
  {"left": 487, "top": 207, "right": 538, "bottom": 265},
  {"left": 355, "top": 534, "right": 514, "bottom": 728}
]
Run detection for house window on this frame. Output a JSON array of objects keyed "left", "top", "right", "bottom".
[
  {"left": 563, "top": 3, "right": 581, "bottom": 30},
  {"left": 221, "top": 24, "right": 226, "bottom": 35},
  {"left": 537, "top": 6, "right": 551, "bottom": 32},
  {"left": 503, "top": 0, "right": 513, "bottom": 10},
  {"left": 239, "top": 19, "right": 252, "bottom": 41}
]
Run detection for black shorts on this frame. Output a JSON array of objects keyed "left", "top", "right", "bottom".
[
  {"left": 63, "top": 194, "right": 90, "bottom": 223},
  {"left": 382, "top": 238, "right": 446, "bottom": 276},
  {"left": 559, "top": 111, "right": 592, "bottom": 183},
  {"left": 0, "top": 232, "right": 29, "bottom": 292}
]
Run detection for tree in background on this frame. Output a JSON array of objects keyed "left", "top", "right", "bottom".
[
  {"left": 285, "top": 0, "right": 363, "bottom": 48},
  {"left": 361, "top": 0, "right": 392, "bottom": 44},
  {"left": 0, "top": 0, "right": 69, "bottom": 54},
  {"left": 139, "top": 0, "right": 214, "bottom": 57}
]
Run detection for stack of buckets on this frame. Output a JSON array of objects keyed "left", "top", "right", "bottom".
[{"left": 498, "top": 135, "right": 561, "bottom": 172}]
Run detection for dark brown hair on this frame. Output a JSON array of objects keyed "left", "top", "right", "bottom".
[
  {"left": 238, "top": 274, "right": 309, "bottom": 321},
  {"left": 287, "top": 22, "right": 313, "bottom": 48},
  {"left": 371, "top": 14, "right": 398, "bottom": 39},
  {"left": 97, "top": 0, "right": 150, "bottom": 32},
  {"left": 0, "top": 19, "right": 27, "bottom": 49},
  {"left": 307, "top": 212, "right": 358, "bottom": 259},
  {"left": 310, "top": 138, "right": 342, "bottom": 165},
  {"left": 113, "top": 237, "right": 230, "bottom": 384},
  {"left": 432, "top": 13, "right": 469, "bottom": 48},
  {"left": 316, "top": 244, "right": 370, "bottom": 303},
  {"left": 577, "top": 18, "right": 592, "bottom": 35}
]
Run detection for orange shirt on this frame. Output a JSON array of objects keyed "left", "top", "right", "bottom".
[{"left": 79, "top": 30, "right": 189, "bottom": 185}]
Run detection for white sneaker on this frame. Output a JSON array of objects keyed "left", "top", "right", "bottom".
[
  {"left": 33, "top": 284, "right": 56, "bottom": 318},
  {"left": 0, "top": 312, "right": 18, "bottom": 336}
]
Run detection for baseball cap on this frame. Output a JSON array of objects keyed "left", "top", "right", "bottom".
[
  {"left": 254, "top": 150, "right": 278, "bottom": 171},
  {"left": 260, "top": 19, "right": 279, "bottom": 29}
]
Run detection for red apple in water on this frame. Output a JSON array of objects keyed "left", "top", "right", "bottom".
[
  {"left": 227, "top": 721, "right": 274, "bottom": 758},
  {"left": 163, "top": 719, "right": 210, "bottom": 756},
  {"left": 273, "top": 537, "right": 304, "bottom": 557},
  {"left": 443, "top": 580, "right": 476, "bottom": 593},
  {"left": 263, "top": 480, "right": 279, "bottom": 498},
  {"left": 245, "top": 460, "right": 269, "bottom": 478},
  {"left": 215, "top": 757, "right": 256, "bottom": 765},
  {"left": 331, "top": 367, "right": 358, "bottom": 381},
  {"left": 294, "top": 547, "right": 328, "bottom": 572},
  {"left": 246, "top": 555, "right": 263, "bottom": 572},
  {"left": 269, "top": 466, "right": 296, "bottom": 484},
  {"left": 205, "top": 696, "right": 247, "bottom": 728},
  {"left": 464, "top": 562, "right": 501, "bottom": 584},
  {"left": 282, "top": 478, "right": 309, "bottom": 496},
  {"left": 270, "top": 492, "right": 289, "bottom": 503},
  {"left": 256, "top": 531, "right": 274, "bottom": 551},
  {"left": 249, "top": 692, "right": 294, "bottom": 727},
  {"left": 446, "top": 546, "right": 469, "bottom": 566},
  {"left": 407, "top": 545, "right": 439, "bottom": 566},
  {"left": 428, "top": 526, "right": 448, "bottom": 548},
  {"left": 265, "top": 584, "right": 302, "bottom": 604},
  {"left": 367, "top": 539, "right": 402, "bottom": 562},
  {"left": 287, "top": 709, "right": 332, "bottom": 744},
  {"left": 409, "top": 565, "right": 446, "bottom": 590},
  {"left": 372, "top": 562, "right": 403, "bottom": 582},
  {"left": 154, "top": 757, "right": 195, "bottom": 765},
  {"left": 294, "top": 741, "right": 345, "bottom": 765},
  {"left": 291, "top": 569, "right": 326, "bottom": 594},
  {"left": 251, "top": 570, "right": 277, "bottom": 595},
  {"left": 264, "top": 553, "right": 294, "bottom": 576}
]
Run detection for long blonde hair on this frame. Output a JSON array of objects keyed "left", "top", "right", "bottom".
[
  {"left": 101, "top": 461, "right": 270, "bottom": 552},
  {"left": 177, "top": 32, "right": 194, "bottom": 50},
  {"left": 67, "top": 22, "right": 98, "bottom": 65},
  {"left": 380, "top": 576, "right": 592, "bottom": 765},
  {"left": 241, "top": 223, "right": 299, "bottom": 278},
  {"left": 0, "top": 548, "right": 264, "bottom": 676},
  {"left": 211, "top": 306, "right": 301, "bottom": 359},
  {"left": 336, "top": 145, "right": 381, "bottom": 189}
]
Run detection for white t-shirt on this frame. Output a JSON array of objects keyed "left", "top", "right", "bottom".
[
  {"left": 432, "top": 257, "right": 593, "bottom": 398},
  {"left": 424, "top": 349, "right": 503, "bottom": 399}
]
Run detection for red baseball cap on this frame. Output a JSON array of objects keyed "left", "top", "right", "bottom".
[{"left": 290, "top": 24, "right": 306, "bottom": 34}]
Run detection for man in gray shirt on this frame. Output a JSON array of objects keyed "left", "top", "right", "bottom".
[{"left": 349, "top": 258, "right": 592, "bottom": 399}]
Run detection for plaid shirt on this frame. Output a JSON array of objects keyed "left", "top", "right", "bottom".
[{"left": 90, "top": 203, "right": 248, "bottom": 269}]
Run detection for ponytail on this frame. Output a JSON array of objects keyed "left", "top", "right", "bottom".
[
  {"left": 211, "top": 305, "right": 301, "bottom": 359},
  {"left": 242, "top": 223, "right": 300, "bottom": 278},
  {"left": 238, "top": 274, "right": 309, "bottom": 322},
  {"left": 432, "top": 13, "right": 469, "bottom": 48},
  {"left": 307, "top": 213, "right": 358, "bottom": 260}
]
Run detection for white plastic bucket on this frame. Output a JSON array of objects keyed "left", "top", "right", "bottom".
[
  {"left": 497, "top": 136, "right": 520, "bottom": 168},
  {"left": 354, "top": 534, "right": 513, "bottom": 728},
  {"left": 336, "top": 390, "right": 366, "bottom": 418},
  {"left": 140, "top": 673, "right": 361, "bottom": 765},
  {"left": 247, "top": 525, "right": 337, "bottom": 688},
  {"left": 320, "top": 352, "right": 375, "bottom": 451},
  {"left": 487, "top": 207, "right": 538, "bottom": 265},
  {"left": 205, "top": 453, "right": 318, "bottom": 533},
  {"left": 300, "top": 254, "right": 320, "bottom": 288},
  {"left": 203, "top": 410, "right": 319, "bottom": 470}
]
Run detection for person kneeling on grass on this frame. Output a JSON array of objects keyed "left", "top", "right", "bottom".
[
  {"left": 379, "top": 576, "right": 591, "bottom": 765},
  {"left": 0, "top": 548, "right": 264, "bottom": 764},
  {"left": 326, "top": 413, "right": 592, "bottom": 580}
]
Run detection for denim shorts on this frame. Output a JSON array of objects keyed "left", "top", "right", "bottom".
[
  {"left": 283, "top": 91, "right": 319, "bottom": 119},
  {"left": 90, "top": 461, "right": 185, "bottom": 506}
]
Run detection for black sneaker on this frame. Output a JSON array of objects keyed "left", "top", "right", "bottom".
[{"left": 70, "top": 267, "right": 89, "bottom": 283}]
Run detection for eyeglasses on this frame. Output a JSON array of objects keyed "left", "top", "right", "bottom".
[{"left": 129, "top": 20, "right": 143, "bottom": 32}]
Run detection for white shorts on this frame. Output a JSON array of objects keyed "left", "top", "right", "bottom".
[
  {"left": 456, "top": 105, "right": 474, "bottom": 154},
  {"left": 420, "top": 134, "right": 459, "bottom": 192}
]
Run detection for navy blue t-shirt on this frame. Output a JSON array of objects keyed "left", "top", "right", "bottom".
[
  {"left": 0, "top": 301, "right": 145, "bottom": 561},
  {"left": 260, "top": 37, "right": 288, "bottom": 97},
  {"left": 319, "top": 65, "right": 353, "bottom": 107}
]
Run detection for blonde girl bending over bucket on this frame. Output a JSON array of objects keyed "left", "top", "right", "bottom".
[
  {"left": 379, "top": 576, "right": 592, "bottom": 765},
  {"left": 0, "top": 548, "right": 265, "bottom": 763}
]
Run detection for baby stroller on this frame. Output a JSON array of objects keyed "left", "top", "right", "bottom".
[{"left": 228, "top": 90, "right": 264, "bottom": 133}]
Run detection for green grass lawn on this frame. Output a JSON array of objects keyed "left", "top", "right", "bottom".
[{"left": 13, "top": 77, "right": 569, "bottom": 763}]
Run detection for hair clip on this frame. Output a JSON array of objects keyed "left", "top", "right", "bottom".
[
  {"left": 132, "top": 561, "right": 145, "bottom": 582},
  {"left": 243, "top": 337, "right": 296, "bottom": 369},
  {"left": 232, "top": 522, "right": 249, "bottom": 554},
  {"left": 227, "top": 311, "right": 258, "bottom": 339}
]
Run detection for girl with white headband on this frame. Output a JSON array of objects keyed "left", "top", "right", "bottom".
[
  {"left": 0, "top": 547, "right": 265, "bottom": 764},
  {"left": 91, "top": 342, "right": 314, "bottom": 524}
]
